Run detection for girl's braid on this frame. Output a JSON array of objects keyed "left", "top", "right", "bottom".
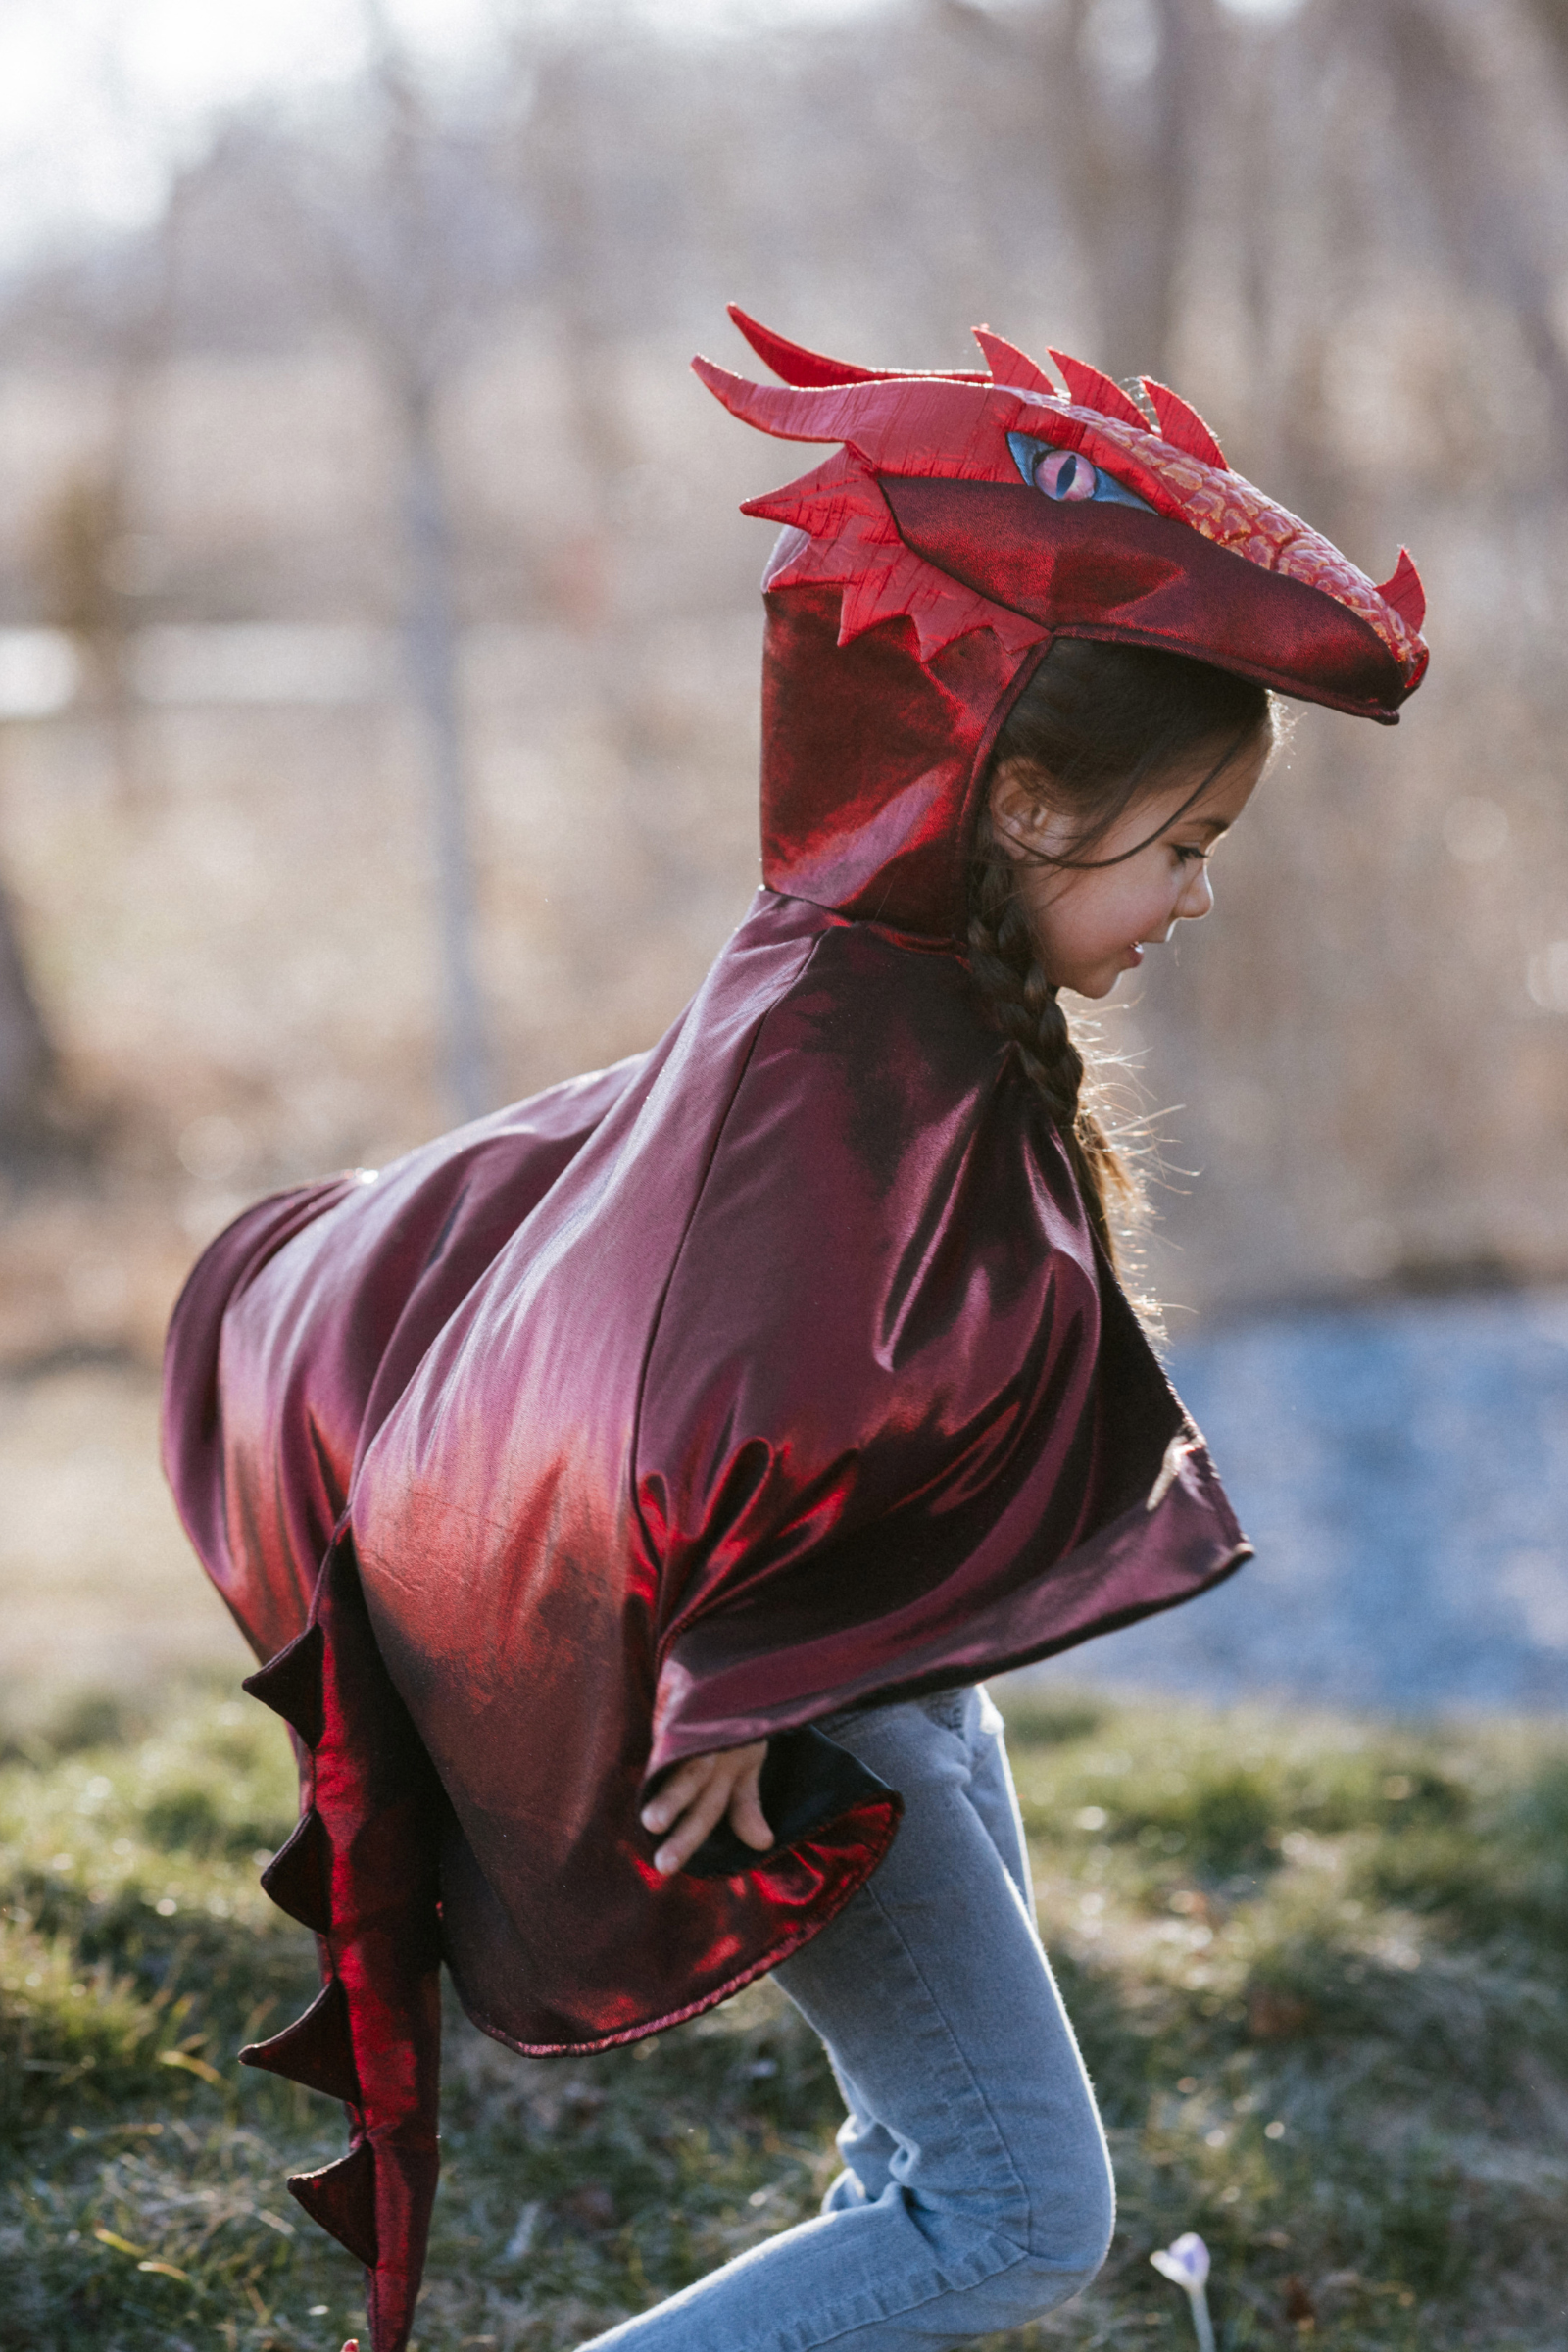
[
  {"left": 965, "top": 637, "right": 1274, "bottom": 1284},
  {"left": 966, "top": 828, "right": 1131, "bottom": 1268}
]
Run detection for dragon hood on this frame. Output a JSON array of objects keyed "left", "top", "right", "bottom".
[{"left": 703, "top": 306, "right": 1427, "bottom": 942}]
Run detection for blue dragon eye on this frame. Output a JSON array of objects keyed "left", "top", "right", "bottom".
[{"left": 1006, "top": 432, "right": 1152, "bottom": 513}]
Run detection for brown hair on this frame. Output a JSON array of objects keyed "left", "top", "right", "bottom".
[{"left": 967, "top": 637, "right": 1275, "bottom": 1271}]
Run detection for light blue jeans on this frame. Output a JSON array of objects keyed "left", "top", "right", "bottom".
[{"left": 580, "top": 1688, "right": 1114, "bottom": 2350}]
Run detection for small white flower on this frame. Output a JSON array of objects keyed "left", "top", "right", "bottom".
[
  {"left": 1151, "top": 2231, "right": 1216, "bottom": 2352},
  {"left": 1151, "top": 2231, "right": 1210, "bottom": 2290}
]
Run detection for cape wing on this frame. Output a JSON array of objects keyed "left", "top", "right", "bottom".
[{"left": 162, "top": 1061, "right": 647, "bottom": 1665}]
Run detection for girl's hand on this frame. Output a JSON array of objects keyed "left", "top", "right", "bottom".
[{"left": 640, "top": 1741, "right": 771, "bottom": 1877}]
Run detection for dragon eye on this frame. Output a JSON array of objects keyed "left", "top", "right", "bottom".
[
  {"left": 1037, "top": 448, "right": 1096, "bottom": 501},
  {"left": 1006, "top": 432, "right": 1153, "bottom": 514}
]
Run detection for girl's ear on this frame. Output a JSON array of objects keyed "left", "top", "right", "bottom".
[{"left": 987, "top": 760, "right": 1051, "bottom": 862}]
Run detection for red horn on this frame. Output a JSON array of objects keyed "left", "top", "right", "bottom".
[{"left": 726, "top": 304, "right": 985, "bottom": 388}]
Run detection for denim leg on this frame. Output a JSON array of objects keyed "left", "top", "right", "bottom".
[
  {"left": 962, "top": 1684, "right": 1036, "bottom": 1918},
  {"left": 576, "top": 1690, "right": 1113, "bottom": 2352},
  {"left": 818, "top": 1688, "right": 1038, "bottom": 2220}
]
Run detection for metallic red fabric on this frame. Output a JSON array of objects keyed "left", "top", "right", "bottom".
[
  {"left": 758, "top": 584, "right": 1033, "bottom": 938},
  {"left": 242, "top": 1534, "right": 442, "bottom": 2352},
  {"left": 162, "top": 312, "right": 1428, "bottom": 2346},
  {"left": 880, "top": 480, "right": 1410, "bottom": 722},
  {"left": 164, "top": 1064, "right": 644, "bottom": 1671}
]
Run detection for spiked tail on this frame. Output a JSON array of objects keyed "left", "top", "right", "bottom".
[
  {"left": 260, "top": 1807, "right": 333, "bottom": 1933},
  {"left": 244, "top": 1530, "right": 444, "bottom": 2352},
  {"left": 290, "top": 2140, "right": 379, "bottom": 2267},
  {"left": 1375, "top": 548, "right": 1426, "bottom": 633},
  {"left": 242, "top": 1976, "right": 361, "bottom": 2104},
  {"left": 243, "top": 1622, "right": 324, "bottom": 1748}
]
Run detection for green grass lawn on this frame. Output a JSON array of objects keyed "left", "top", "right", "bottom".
[{"left": 3, "top": 1679, "right": 1565, "bottom": 2351}]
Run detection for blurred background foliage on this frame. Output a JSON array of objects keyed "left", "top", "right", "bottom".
[{"left": 1, "top": 0, "right": 1567, "bottom": 1346}]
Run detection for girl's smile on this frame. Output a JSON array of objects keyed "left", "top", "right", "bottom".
[{"left": 988, "top": 734, "right": 1270, "bottom": 999}]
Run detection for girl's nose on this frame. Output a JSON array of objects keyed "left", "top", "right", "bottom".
[{"left": 1176, "top": 866, "right": 1215, "bottom": 922}]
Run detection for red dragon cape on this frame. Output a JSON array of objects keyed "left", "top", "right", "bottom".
[{"left": 162, "top": 310, "right": 1428, "bottom": 2349}]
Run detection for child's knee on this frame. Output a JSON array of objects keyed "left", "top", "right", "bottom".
[
  {"left": 1051, "top": 2149, "right": 1116, "bottom": 2275},
  {"left": 1001, "top": 2142, "right": 1115, "bottom": 2313},
  {"left": 955, "top": 2229, "right": 1111, "bottom": 2336},
  {"left": 947, "top": 2158, "right": 1114, "bottom": 2333}
]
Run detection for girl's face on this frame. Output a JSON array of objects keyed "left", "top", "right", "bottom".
[{"left": 987, "top": 731, "right": 1269, "bottom": 1000}]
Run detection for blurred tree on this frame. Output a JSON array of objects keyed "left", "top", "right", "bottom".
[
  {"left": 273, "top": 0, "right": 535, "bottom": 1121},
  {"left": 0, "top": 887, "right": 54, "bottom": 1157},
  {"left": 34, "top": 471, "right": 140, "bottom": 806},
  {"left": 1344, "top": 0, "right": 1568, "bottom": 458}
]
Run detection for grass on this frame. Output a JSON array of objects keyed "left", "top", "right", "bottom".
[{"left": 2, "top": 1682, "right": 1566, "bottom": 2351}]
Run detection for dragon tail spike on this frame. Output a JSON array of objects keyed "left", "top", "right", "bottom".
[
  {"left": 1375, "top": 548, "right": 1427, "bottom": 633},
  {"left": 242, "top": 1975, "right": 361, "bottom": 2105},
  {"left": 288, "top": 2140, "right": 379, "bottom": 2268},
  {"left": 243, "top": 1621, "right": 325, "bottom": 1749},
  {"left": 1048, "top": 350, "right": 1152, "bottom": 432},
  {"left": 971, "top": 328, "right": 1059, "bottom": 398},
  {"left": 726, "top": 304, "right": 988, "bottom": 387},
  {"left": 259, "top": 1807, "right": 333, "bottom": 1933},
  {"left": 1140, "top": 378, "right": 1230, "bottom": 470}
]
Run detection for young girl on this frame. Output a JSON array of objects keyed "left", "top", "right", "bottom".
[{"left": 163, "top": 311, "right": 1427, "bottom": 2352}]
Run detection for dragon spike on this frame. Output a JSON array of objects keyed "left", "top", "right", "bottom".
[
  {"left": 1048, "top": 350, "right": 1152, "bottom": 433},
  {"left": 242, "top": 1975, "right": 361, "bottom": 2105},
  {"left": 726, "top": 304, "right": 986, "bottom": 388},
  {"left": 693, "top": 358, "right": 1015, "bottom": 480},
  {"left": 693, "top": 356, "right": 980, "bottom": 453},
  {"left": 289, "top": 2140, "right": 378, "bottom": 2268},
  {"left": 259, "top": 1807, "right": 333, "bottom": 1933},
  {"left": 1139, "top": 378, "right": 1229, "bottom": 471},
  {"left": 243, "top": 1622, "right": 325, "bottom": 1750},
  {"left": 1375, "top": 548, "right": 1426, "bottom": 633},
  {"left": 739, "top": 446, "right": 876, "bottom": 532},
  {"left": 694, "top": 355, "right": 847, "bottom": 443},
  {"left": 972, "top": 329, "right": 1060, "bottom": 398}
]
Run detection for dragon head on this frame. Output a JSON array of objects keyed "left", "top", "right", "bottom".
[{"left": 695, "top": 309, "right": 1428, "bottom": 942}]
